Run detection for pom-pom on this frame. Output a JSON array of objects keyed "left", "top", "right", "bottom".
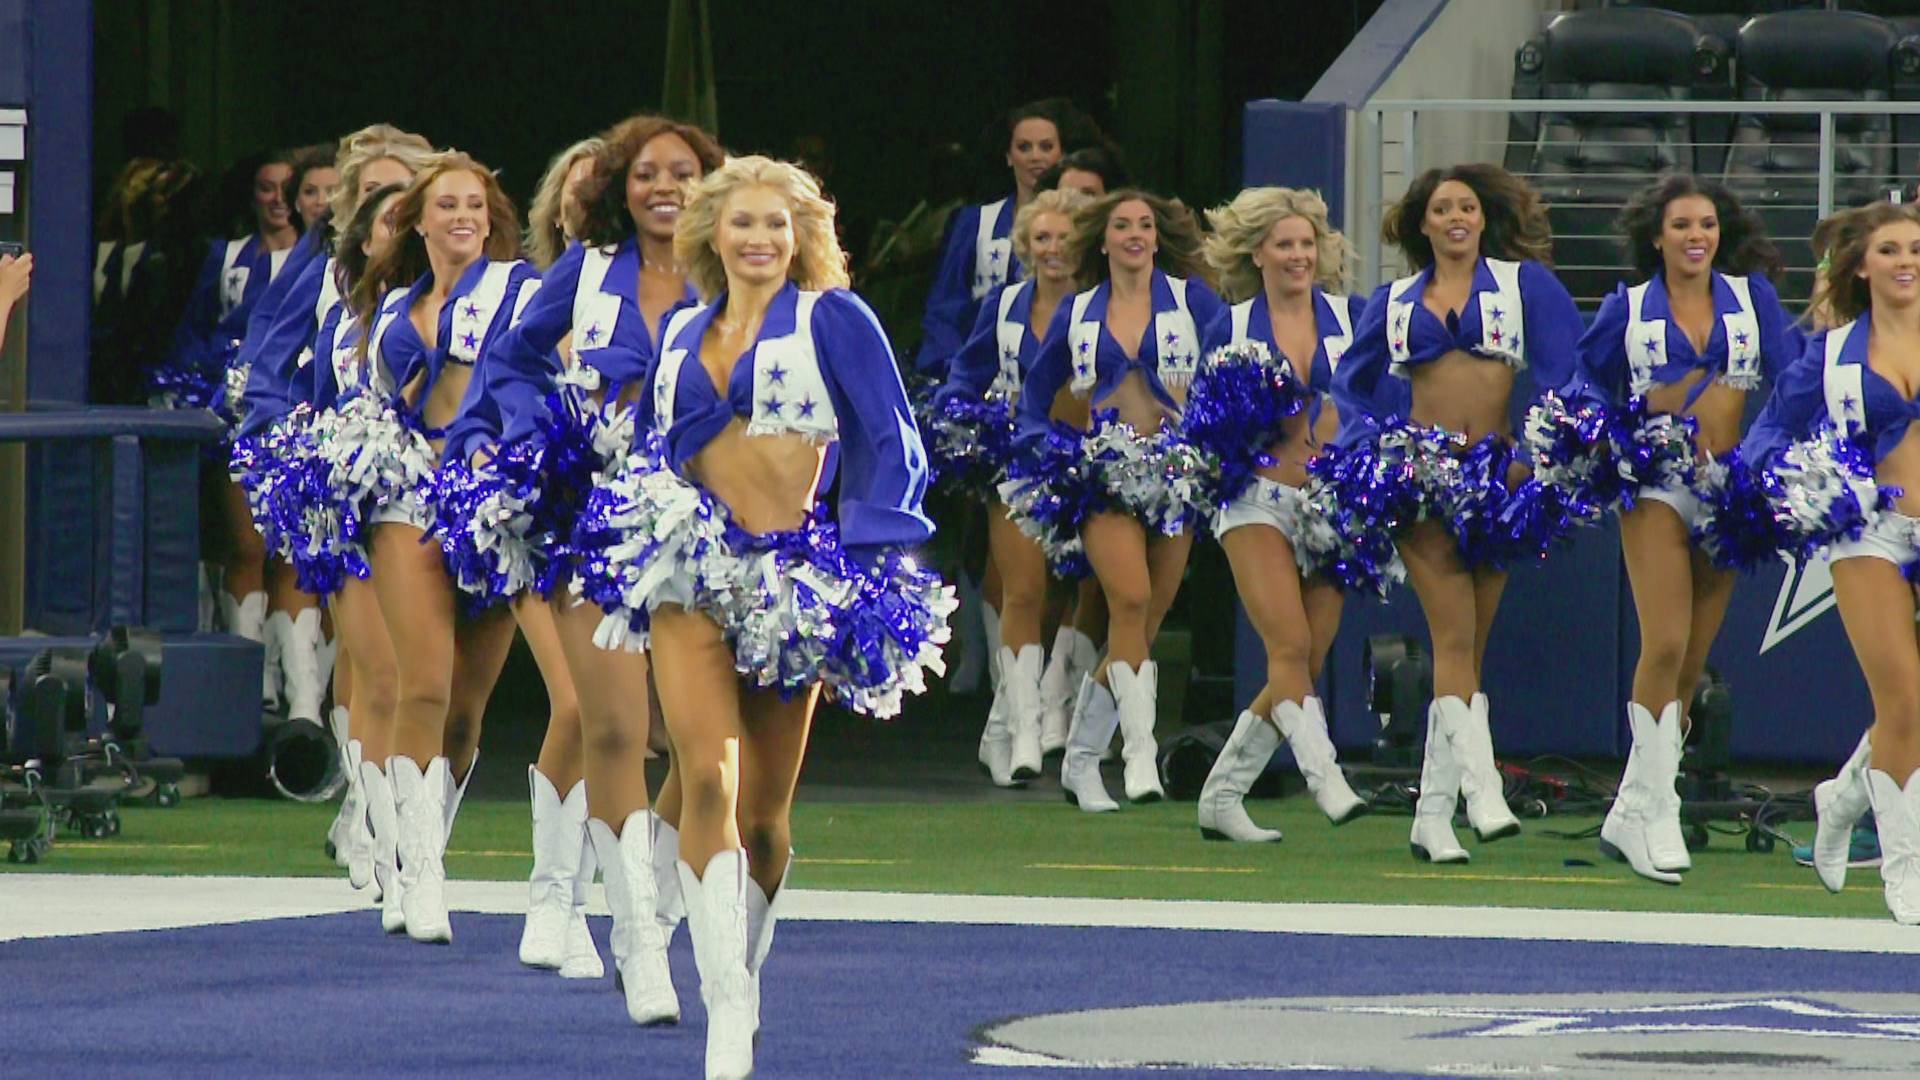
[
  {"left": 998, "top": 423, "right": 1096, "bottom": 578},
  {"left": 925, "top": 395, "right": 1018, "bottom": 497},
  {"left": 1698, "top": 425, "right": 1900, "bottom": 570},
  {"left": 1183, "top": 340, "right": 1310, "bottom": 510}
]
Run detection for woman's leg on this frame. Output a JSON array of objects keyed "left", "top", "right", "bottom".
[
  {"left": 736, "top": 688, "right": 819, "bottom": 900},
  {"left": 1141, "top": 530, "right": 1194, "bottom": 647},
  {"left": 218, "top": 476, "right": 266, "bottom": 602},
  {"left": 992, "top": 508, "right": 1050, "bottom": 778},
  {"left": 367, "top": 524, "right": 456, "bottom": 766},
  {"left": 1619, "top": 503, "right": 1699, "bottom": 711},
  {"left": 1676, "top": 547, "right": 1738, "bottom": 720},
  {"left": 1220, "top": 525, "right": 1314, "bottom": 718},
  {"left": 335, "top": 576, "right": 399, "bottom": 764},
  {"left": 647, "top": 605, "right": 746, "bottom": 873},
  {"left": 516, "top": 596, "right": 584, "bottom": 794},
  {"left": 991, "top": 509, "right": 1048, "bottom": 653},
  {"left": 549, "top": 597, "right": 656, "bottom": 825},
  {"left": 1833, "top": 558, "right": 1920, "bottom": 781},
  {"left": 444, "top": 605, "right": 516, "bottom": 784},
  {"left": 1304, "top": 579, "right": 1345, "bottom": 686},
  {"left": 1083, "top": 512, "right": 1153, "bottom": 677},
  {"left": 1398, "top": 522, "right": 1480, "bottom": 701}
]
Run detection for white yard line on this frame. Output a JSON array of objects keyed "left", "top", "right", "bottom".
[{"left": 2, "top": 874, "right": 1916, "bottom": 954}]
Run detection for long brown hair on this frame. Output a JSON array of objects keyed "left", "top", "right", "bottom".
[
  {"left": 1067, "top": 188, "right": 1210, "bottom": 290},
  {"left": 574, "top": 114, "right": 726, "bottom": 248},
  {"left": 349, "top": 152, "right": 522, "bottom": 334},
  {"left": 1385, "top": 163, "right": 1553, "bottom": 270},
  {"left": 1807, "top": 201, "right": 1920, "bottom": 329}
]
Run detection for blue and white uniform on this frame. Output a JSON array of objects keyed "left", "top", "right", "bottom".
[
  {"left": 431, "top": 237, "right": 691, "bottom": 602},
  {"left": 1323, "top": 256, "right": 1584, "bottom": 569},
  {"left": 158, "top": 234, "right": 297, "bottom": 411},
  {"left": 1726, "top": 312, "right": 1920, "bottom": 572},
  {"left": 999, "top": 270, "right": 1230, "bottom": 571},
  {"left": 924, "top": 278, "right": 1044, "bottom": 495},
  {"left": 1550, "top": 270, "right": 1800, "bottom": 527},
  {"left": 571, "top": 282, "right": 952, "bottom": 718},
  {"left": 916, "top": 196, "right": 1020, "bottom": 376}
]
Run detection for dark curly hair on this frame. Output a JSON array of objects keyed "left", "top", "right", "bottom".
[
  {"left": 1384, "top": 163, "right": 1553, "bottom": 270},
  {"left": 1002, "top": 97, "right": 1102, "bottom": 158},
  {"left": 573, "top": 114, "right": 725, "bottom": 248},
  {"left": 1067, "top": 188, "right": 1211, "bottom": 290},
  {"left": 1618, "top": 175, "right": 1781, "bottom": 280}
]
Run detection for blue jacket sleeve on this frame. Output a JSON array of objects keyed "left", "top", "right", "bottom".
[
  {"left": 237, "top": 254, "right": 329, "bottom": 436},
  {"left": 484, "top": 245, "right": 588, "bottom": 451},
  {"left": 818, "top": 289, "right": 936, "bottom": 555},
  {"left": 1519, "top": 259, "right": 1583, "bottom": 405},
  {"left": 1750, "top": 273, "right": 1803, "bottom": 388},
  {"left": 1569, "top": 284, "right": 1630, "bottom": 407},
  {"left": 309, "top": 307, "right": 342, "bottom": 415},
  {"left": 1329, "top": 284, "right": 1397, "bottom": 447},
  {"left": 444, "top": 265, "right": 545, "bottom": 466},
  {"left": 933, "top": 285, "right": 1005, "bottom": 407},
  {"left": 1740, "top": 331, "right": 1827, "bottom": 469},
  {"left": 1014, "top": 299, "right": 1076, "bottom": 444},
  {"left": 914, "top": 204, "right": 983, "bottom": 377}
]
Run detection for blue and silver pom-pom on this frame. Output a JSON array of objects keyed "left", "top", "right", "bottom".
[
  {"left": 430, "top": 450, "right": 540, "bottom": 608},
  {"left": 1184, "top": 341, "right": 1309, "bottom": 509},
  {"left": 219, "top": 361, "right": 253, "bottom": 430},
  {"left": 998, "top": 423, "right": 1098, "bottom": 579},
  {"left": 1521, "top": 391, "right": 1614, "bottom": 521},
  {"left": 926, "top": 394, "right": 1018, "bottom": 497},
  {"left": 1082, "top": 412, "right": 1210, "bottom": 537},
  {"left": 1609, "top": 398, "right": 1699, "bottom": 510},
  {"left": 1697, "top": 426, "right": 1898, "bottom": 571},
  {"left": 149, "top": 362, "right": 224, "bottom": 412},
  {"left": 315, "top": 395, "right": 439, "bottom": 537}
]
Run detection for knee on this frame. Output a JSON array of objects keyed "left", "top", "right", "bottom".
[
  {"left": 1265, "top": 633, "right": 1311, "bottom": 676},
  {"left": 1426, "top": 618, "right": 1476, "bottom": 662},
  {"left": 441, "top": 709, "right": 481, "bottom": 752},
  {"left": 356, "top": 659, "right": 400, "bottom": 717},
  {"left": 1637, "top": 632, "right": 1688, "bottom": 678},
  {"left": 1102, "top": 579, "right": 1151, "bottom": 626},
  {"left": 738, "top": 813, "right": 791, "bottom": 871},
  {"left": 582, "top": 716, "right": 638, "bottom": 761}
]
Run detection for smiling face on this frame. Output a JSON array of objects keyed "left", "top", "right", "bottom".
[
  {"left": 1007, "top": 117, "right": 1062, "bottom": 198},
  {"left": 714, "top": 183, "right": 795, "bottom": 291},
  {"left": 1104, "top": 198, "right": 1157, "bottom": 276},
  {"left": 416, "top": 168, "right": 491, "bottom": 265},
  {"left": 1253, "top": 214, "right": 1319, "bottom": 299},
  {"left": 1027, "top": 210, "right": 1074, "bottom": 286},
  {"left": 1860, "top": 219, "right": 1920, "bottom": 312},
  {"left": 296, "top": 166, "right": 339, "bottom": 226},
  {"left": 627, "top": 132, "right": 704, "bottom": 245},
  {"left": 1656, "top": 194, "right": 1719, "bottom": 281},
  {"left": 1420, "top": 179, "right": 1484, "bottom": 263},
  {"left": 254, "top": 161, "right": 293, "bottom": 233}
]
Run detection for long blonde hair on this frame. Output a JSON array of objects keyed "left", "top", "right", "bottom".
[
  {"left": 327, "top": 123, "right": 437, "bottom": 228},
  {"left": 675, "top": 155, "right": 850, "bottom": 298},
  {"left": 1011, "top": 188, "right": 1090, "bottom": 272},
  {"left": 525, "top": 137, "right": 605, "bottom": 269},
  {"left": 1202, "top": 186, "right": 1350, "bottom": 301}
]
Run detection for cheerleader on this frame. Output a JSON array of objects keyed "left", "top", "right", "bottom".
[
  {"left": 1037, "top": 144, "right": 1129, "bottom": 200},
  {"left": 231, "top": 125, "right": 433, "bottom": 893},
  {"left": 1552, "top": 177, "right": 1796, "bottom": 884},
  {"left": 452, "top": 115, "right": 722, "bottom": 1011},
  {"left": 524, "top": 136, "right": 602, "bottom": 269},
  {"left": 335, "top": 152, "right": 539, "bottom": 943},
  {"left": 1187, "top": 186, "right": 1376, "bottom": 841},
  {"left": 579, "top": 156, "right": 947, "bottom": 1077},
  {"left": 1735, "top": 202, "right": 1920, "bottom": 924},
  {"left": 161, "top": 150, "right": 300, "bottom": 699},
  {"left": 1329, "top": 164, "right": 1583, "bottom": 862},
  {"left": 932, "top": 187, "right": 1089, "bottom": 785},
  {"left": 1011, "top": 190, "right": 1230, "bottom": 810}
]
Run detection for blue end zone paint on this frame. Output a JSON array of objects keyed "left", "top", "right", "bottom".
[
  {"left": 5, "top": 914, "right": 1917, "bottom": 1079},
  {"left": 1306, "top": 0, "right": 1449, "bottom": 108}
]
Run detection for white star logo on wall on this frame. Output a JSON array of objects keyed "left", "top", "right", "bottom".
[{"left": 1761, "top": 554, "right": 1836, "bottom": 655}]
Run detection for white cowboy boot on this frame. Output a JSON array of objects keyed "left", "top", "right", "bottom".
[
  {"left": 1644, "top": 701, "right": 1691, "bottom": 873},
  {"left": 226, "top": 592, "right": 274, "bottom": 706},
  {"left": 1864, "top": 768, "right": 1920, "bottom": 925},
  {"left": 259, "top": 603, "right": 285, "bottom": 709},
  {"left": 1110, "top": 660, "right": 1165, "bottom": 803},
  {"left": 1005, "top": 644, "right": 1045, "bottom": 780},
  {"left": 281, "top": 608, "right": 326, "bottom": 725},
  {"left": 745, "top": 855, "right": 792, "bottom": 1032},
  {"left": 679, "top": 849, "right": 755, "bottom": 1080},
  {"left": 1814, "top": 732, "right": 1875, "bottom": 893},
  {"left": 977, "top": 652, "right": 1019, "bottom": 788},
  {"left": 442, "top": 749, "right": 478, "bottom": 854},
  {"left": 1061, "top": 675, "right": 1120, "bottom": 813},
  {"left": 390, "top": 756, "right": 452, "bottom": 943},
  {"left": 1599, "top": 702, "right": 1682, "bottom": 885},
  {"left": 1037, "top": 626, "right": 1083, "bottom": 755},
  {"left": 360, "top": 759, "right": 405, "bottom": 933},
  {"left": 653, "top": 812, "right": 687, "bottom": 941},
  {"left": 340, "top": 737, "right": 372, "bottom": 889},
  {"left": 1276, "top": 697, "right": 1367, "bottom": 824},
  {"left": 590, "top": 811, "right": 681, "bottom": 1025},
  {"left": 1411, "top": 699, "right": 1469, "bottom": 863},
  {"left": 560, "top": 825, "right": 606, "bottom": 979},
  {"left": 325, "top": 705, "right": 357, "bottom": 869},
  {"left": 1454, "top": 692, "right": 1520, "bottom": 841},
  {"left": 520, "top": 768, "right": 584, "bottom": 970},
  {"left": 1196, "top": 710, "right": 1282, "bottom": 842}
]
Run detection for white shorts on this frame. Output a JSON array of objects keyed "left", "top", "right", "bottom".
[
  {"left": 1211, "top": 477, "right": 1322, "bottom": 579},
  {"left": 1635, "top": 482, "right": 1709, "bottom": 531},
  {"left": 1830, "top": 510, "right": 1920, "bottom": 569},
  {"left": 369, "top": 495, "right": 434, "bottom": 531}
]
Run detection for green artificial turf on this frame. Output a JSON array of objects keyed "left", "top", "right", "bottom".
[{"left": 1, "top": 794, "right": 1887, "bottom": 920}]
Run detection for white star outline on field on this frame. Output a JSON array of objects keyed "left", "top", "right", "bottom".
[{"left": 1313, "top": 997, "right": 1920, "bottom": 1041}]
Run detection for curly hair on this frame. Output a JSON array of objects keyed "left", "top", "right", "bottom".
[
  {"left": 1384, "top": 164, "right": 1553, "bottom": 270},
  {"left": 1202, "top": 186, "right": 1351, "bottom": 302},
  {"left": 349, "top": 152, "right": 522, "bottom": 331},
  {"left": 1617, "top": 175, "right": 1782, "bottom": 281},
  {"left": 1066, "top": 189, "right": 1211, "bottom": 291},
  {"left": 675, "top": 154, "right": 850, "bottom": 299},
  {"left": 525, "top": 137, "right": 604, "bottom": 269},
  {"left": 334, "top": 181, "right": 407, "bottom": 298},
  {"left": 326, "top": 124, "right": 436, "bottom": 229},
  {"left": 574, "top": 114, "right": 726, "bottom": 249},
  {"left": 1011, "top": 188, "right": 1091, "bottom": 272},
  {"left": 1806, "top": 200, "right": 1920, "bottom": 328}
]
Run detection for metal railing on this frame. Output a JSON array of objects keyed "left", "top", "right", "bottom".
[{"left": 1354, "top": 99, "right": 1920, "bottom": 303}]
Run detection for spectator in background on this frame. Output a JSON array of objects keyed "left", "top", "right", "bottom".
[{"left": 0, "top": 249, "right": 30, "bottom": 349}]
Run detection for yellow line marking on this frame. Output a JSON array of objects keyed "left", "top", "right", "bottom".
[
  {"left": 1027, "top": 862, "right": 1261, "bottom": 875},
  {"left": 1382, "top": 872, "right": 1624, "bottom": 886},
  {"left": 61, "top": 843, "right": 213, "bottom": 852},
  {"left": 447, "top": 850, "right": 531, "bottom": 858},
  {"left": 1752, "top": 882, "right": 1836, "bottom": 892},
  {"left": 794, "top": 857, "right": 900, "bottom": 866}
]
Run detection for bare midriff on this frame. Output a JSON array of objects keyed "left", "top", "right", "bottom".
[
  {"left": 1257, "top": 401, "right": 1341, "bottom": 489},
  {"left": 1408, "top": 349, "right": 1514, "bottom": 442},
  {"left": 685, "top": 419, "right": 828, "bottom": 535},
  {"left": 401, "top": 365, "right": 473, "bottom": 459},
  {"left": 1097, "top": 368, "right": 1183, "bottom": 435},
  {"left": 1645, "top": 370, "right": 1746, "bottom": 459}
]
